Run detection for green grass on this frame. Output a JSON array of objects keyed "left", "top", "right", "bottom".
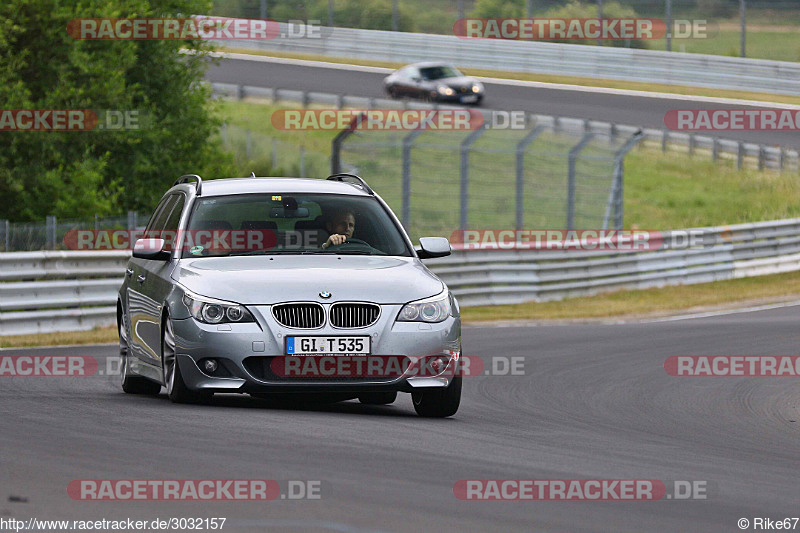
[
  {"left": 648, "top": 30, "right": 800, "bottom": 63},
  {"left": 624, "top": 148, "right": 800, "bottom": 229}
]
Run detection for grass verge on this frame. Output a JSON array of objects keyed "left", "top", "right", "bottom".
[
  {"left": 0, "top": 326, "right": 117, "bottom": 349},
  {"left": 461, "top": 270, "right": 800, "bottom": 322},
  {"left": 219, "top": 47, "right": 800, "bottom": 107}
]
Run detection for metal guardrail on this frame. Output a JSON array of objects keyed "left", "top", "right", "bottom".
[
  {"left": 218, "top": 22, "right": 800, "bottom": 96},
  {"left": 0, "top": 251, "right": 129, "bottom": 335},
  {"left": 210, "top": 82, "right": 799, "bottom": 172},
  {"left": 1, "top": 219, "right": 799, "bottom": 334}
]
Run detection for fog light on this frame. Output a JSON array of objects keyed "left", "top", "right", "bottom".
[
  {"left": 429, "top": 356, "right": 449, "bottom": 374},
  {"left": 203, "top": 359, "right": 218, "bottom": 373}
]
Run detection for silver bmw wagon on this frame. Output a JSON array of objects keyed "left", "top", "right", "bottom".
[{"left": 117, "top": 174, "right": 462, "bottom": 417}]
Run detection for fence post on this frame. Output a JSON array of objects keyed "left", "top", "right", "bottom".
[
  {"left": 566, "top": 133, "right": 594, "bottom": 230},
  {"left": 778, "top": 148, "right": 785, "bottom": 170},
  {"left": 330, "top": 112, "right": 365, "bottom": 174},
  {"left": 3, "top": 219, "right": 8, "bottom": 252},
  {"left": 661, "top": 130, "right": 668, "bottom": 152},
  {"left": 127, "top": 211, "right": 137, "bottom": 230},
  {"left": 604, "top": 130, "right": 643, "bottom": 230},
  {"left": 246, "top": 130, "right": 253, "bottom": 160},
  {"left": 758, "top": 146, "right": 766, "bottom": 170},
  {"left": 336, "top": 94, "right": 344, "bottom": 109},
  {"left": 299, "top": 146, "right": 306, "bottom": 178},
  {"left": 737, "top": 142, "right": 744, "bottom": 170},
  {"left": 688, "top": 133, "right": 695, "bottom": 156},
  {"left": 238, "top": 84, "right": 245, "bottom": 100},
  {"left": 401, "top": 127, "right": 428, "bottom": 230},
  {"left": 459, "top": 124, "right": 488, "bottom": 231},
  {"left": 301, "top": 90, "right": 309, "bottom": 108},
  {"left": 46, "top": 215, "right": 57, "bottom": 250},
  {"left": 515, "top": 125, "right": 546, "bottom": 231},
  {"left": 1, "top": 219, "right": 7, "bottom": 252},
  {"left": 712, "top": 137, "right": 719, "bottom": 162}
]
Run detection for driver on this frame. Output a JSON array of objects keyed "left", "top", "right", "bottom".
[{"left": 321, "top": 208, "right": 356, "bottom": 249}]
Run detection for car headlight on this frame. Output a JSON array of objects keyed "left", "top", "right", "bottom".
[
  {"left": 183, "top": 293, "right": 255, "bottom": 324},
  {"left": 472, "top": 83, "right": 483, "bottom": 93},
  {"left": 437, "top": 85, "right": 454, "bottom": 96},
  {"left": 397, "top": 291, "right": 452, "bottom": 323}
]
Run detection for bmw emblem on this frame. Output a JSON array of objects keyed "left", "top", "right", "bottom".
[{"left": 319, "top": 291, "right": 331, "bottom": 299}]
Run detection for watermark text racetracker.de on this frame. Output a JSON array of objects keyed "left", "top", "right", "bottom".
[
  {"left": 0, "top": 356, "right": 97, "bottom": 377},
  {"left": 453, "top": 479, "right": 708, "bottom": 500},
  {"left": 270, "top": 354, "right": 524, "bottom": 379},
  {"left": 665, "top": 356, "right": 800, "bottom": 376},
  {"left": 449, "top": 229, "right": 717, "bottom": 251},
  {"left": 453, "top": 18, "right": 715, "bottom": 41},
  {"left": 665, "top": 109, "right": 800, "bottom": 131},
  {"left": 68, "top": 479, "right": 322, "bottom": 501},
  {"left": 67, "top": 17, "right": 322, "bottom": 40},
  {"left": 271, "top": 109, "right": 543, "bottom": 131},
  {"left": 0, "top": 109, "right": 143, "bottom": 131}
]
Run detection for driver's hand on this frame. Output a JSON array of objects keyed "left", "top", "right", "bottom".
[{"left": 322, "top": 234, "right": 347, "bottom": 249}]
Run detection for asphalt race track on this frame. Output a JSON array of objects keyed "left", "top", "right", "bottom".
[
  {"left": 206, "top": 56, "right": 800, "bottom": 149},
  {"left": 2, "top": 305, "right": 799, "bottom": 532}
]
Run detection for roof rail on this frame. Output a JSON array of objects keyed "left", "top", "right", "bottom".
[
  {"left": 326, "top": 173, "right": 373, "bottom": 195},
  {"left": 174, "top": 174, "right": 202, "bottom": 195}
]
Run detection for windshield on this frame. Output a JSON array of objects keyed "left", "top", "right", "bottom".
[
  {"left": 180, "top": 193, "right": 411, "bottom": 258},
  {"left": 419, "top": 65, "right": 463, "bottom": 80}
]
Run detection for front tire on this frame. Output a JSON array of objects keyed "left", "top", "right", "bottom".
[
  {"left": 162, "top": 315, "right": 211, "bottom": 404},
  {"left": 119, "top": 310, "right": 161, "bottom": 395},
  {"left": 412, "top": 376, "right": 461, "bottom": 418}
]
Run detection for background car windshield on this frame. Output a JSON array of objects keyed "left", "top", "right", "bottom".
[
  {"left": 419, "top": 65, "right": 462, "bottom": 80},
  {"left": 182, "top": 193, "right": 411, "bottom": 257}
]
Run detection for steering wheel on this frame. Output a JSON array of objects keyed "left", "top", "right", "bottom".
[
  {"left": 327, "top": 238, "right": 385, "bottom": 255},
  {"left": 331, "top": 238, "right": 370, "bottom": 247}
]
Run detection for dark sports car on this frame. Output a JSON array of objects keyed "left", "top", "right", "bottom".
[{"left": 384, "top": 62, "right": 484, "bottom": 105}]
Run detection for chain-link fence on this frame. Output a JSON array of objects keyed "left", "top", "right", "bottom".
[
  {"left": 220, "top": 123, "right": 330, "bottom": 179},
  {"left": 0, "top": 213, "right": 145, "bottom": 252},
  {"left": 332, "top": 114, "right": 642, "bottom": 240}
]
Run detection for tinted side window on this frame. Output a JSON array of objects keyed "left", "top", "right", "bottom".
[
  {"left": 161, "top": 194, "right": 186, "bottom": 250},
  {"left": 144, "top": 195, "right": 178, "bottom": 239}
]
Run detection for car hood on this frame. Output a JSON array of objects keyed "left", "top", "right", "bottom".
[
  {"left": 172, "top": 255, "right": 444, "bottom": 305},
  {"left": 442, "top": 76, "right": 477, "bottom": 89}
]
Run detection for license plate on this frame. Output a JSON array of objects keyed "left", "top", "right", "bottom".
[
  {"left": 286, "top": 336, "right": 371, "bottom": 356},
  {"left": 460, "top": 95, "right": 478, "bottom": 103}
]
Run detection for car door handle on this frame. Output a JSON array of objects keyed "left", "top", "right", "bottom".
[
  {"left": 126, "top": 268, "right": 134, "bottom": 277},
  {"left": 136, "top": 275, "right": 146, "bottom": 283}
]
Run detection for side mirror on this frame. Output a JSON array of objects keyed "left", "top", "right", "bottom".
[
  {"left": 132, "top": 238, "right": 170, "bottom": 260},
  {"left": 416, "top": 237, "right": 451, "bottom": 259}
]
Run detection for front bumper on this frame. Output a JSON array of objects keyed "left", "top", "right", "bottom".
[
  {"left": 433, "top": 91, "right": 482, "bottom": 103},
  {"left": 170, "top": 304, "right": 461, "bottom": 394}
]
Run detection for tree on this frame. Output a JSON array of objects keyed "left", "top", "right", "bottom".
[{"left": 0, "top": 0, "right": 235, "bottom": 221}]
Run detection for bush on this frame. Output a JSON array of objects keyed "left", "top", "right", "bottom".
[{"left": 0, "top": 0, "right": 236, "bottom": 221}]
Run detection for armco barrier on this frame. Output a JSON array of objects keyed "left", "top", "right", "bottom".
[
  {"left": 0, "top": 219, "right": 798, "bottom": 335},
  {"left": 216, "top": 22, "right": 800, "bottom": 96}
]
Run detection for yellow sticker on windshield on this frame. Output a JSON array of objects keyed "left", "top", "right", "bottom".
[{"left": 272, "top": 195, "right": 281, "bottom": 201}]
